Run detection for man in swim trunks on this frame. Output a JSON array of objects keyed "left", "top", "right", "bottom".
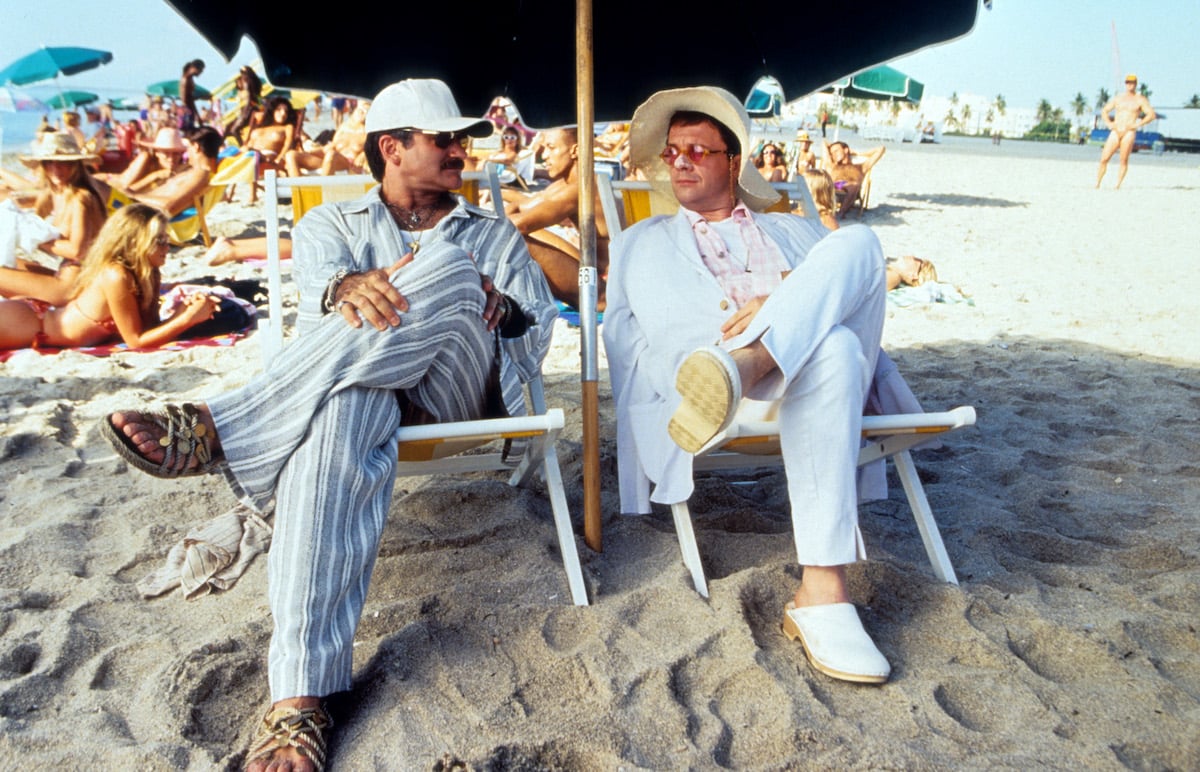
[
  {"left": 822, "top": 139, "right": 885, "bottom": 219},
  {"left": 1096, "top": 73, "right": 1157, "bottom": 190},
  {"left": 503, "top": 126, "right": 610, "bottom": 308}
]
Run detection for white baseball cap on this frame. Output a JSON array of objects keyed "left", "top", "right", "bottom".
[{"left": 365, "top": 79, "right": 492, "bottom": 137}]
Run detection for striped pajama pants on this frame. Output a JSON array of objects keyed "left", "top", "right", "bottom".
[{"left": 207, "top": 242, "right": 494, "bottom": 700}]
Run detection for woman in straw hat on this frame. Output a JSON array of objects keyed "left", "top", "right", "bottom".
[
  {"left": 0, "top": 203, "right": 217, "bottom": 350},
  {"left": 0, "top": 132, "right": 107, "bottom": 305}
]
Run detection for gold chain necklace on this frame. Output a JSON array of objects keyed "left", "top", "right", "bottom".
[{"left": 384, "top": 195, "right": 450, "bottom": 255}]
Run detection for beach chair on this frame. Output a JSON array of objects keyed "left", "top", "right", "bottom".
[
  {"left": 657, "top": 406, "right": 975, "bottom": 598},
  {"left": 104, "top": 158, "right": 237, "bottom": 248},
  {"left": 596, "top": 176, "right": 654, "bottom": 233},
  {"left": 257, "top": 167, "right": 588, "bottom": 607},
  {"left": 599, "top": 180, "right": 974, "bottom": 593},
  {"left": 596, "top": 176, "right": 823, "bottom": 234}
]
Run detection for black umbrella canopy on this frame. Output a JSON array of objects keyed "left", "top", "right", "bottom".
[{"left": 163, "top": 0, "right": 978, "bottom": 126}]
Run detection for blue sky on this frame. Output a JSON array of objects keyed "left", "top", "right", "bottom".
[{"left": 1, "top": 0, "right": 1197, "bottom": 109}]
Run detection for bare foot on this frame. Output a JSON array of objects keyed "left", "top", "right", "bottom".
[
  {"left": 244, "top": 696, "right": 329, "bottom": 772},
  {"left": 204, "top": 236, "right": 236, "bottom": 266},
  {"left": 108, "top": 404, "right": 221, "bottom": 473}
]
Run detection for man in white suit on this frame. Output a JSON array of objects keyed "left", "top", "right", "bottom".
[{"left": 604, "top": 86, "right": 891, "bottom": 684}]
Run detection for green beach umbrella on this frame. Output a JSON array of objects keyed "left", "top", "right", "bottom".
[
  {"left": 0, "top": 46, "right": 113, "bottom": 86},
  {"left": 45, "top": 90, "right": 99, "bottom": 109},
  {"left": 146, "top": 79, "right": 212, "bottom": 100},
  {"left": 822, "top": 64, "right": 925, "bottom": 103}
]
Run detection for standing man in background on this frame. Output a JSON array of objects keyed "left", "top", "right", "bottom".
[{"left": 1096, "top": 73, "right": 1156, "bottom": 190}]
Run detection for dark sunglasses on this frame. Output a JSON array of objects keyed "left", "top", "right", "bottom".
[
  {"left": 660, "top": 144, "right": 732, "bottom": 165},
  {"left": 407, "top": 129, "right": 471, "bottom": 149}
]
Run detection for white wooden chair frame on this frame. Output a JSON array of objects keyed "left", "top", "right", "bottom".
[
  {"left": 256, "top": 168, "right": 587, "bottom": 606},
  {"left": 671, "top": 407, "right": 976, "bottom": 598}
]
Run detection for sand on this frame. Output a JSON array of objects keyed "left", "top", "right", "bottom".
[{"left": 1, "top": 139, "right": 1198, "bottom": 770}]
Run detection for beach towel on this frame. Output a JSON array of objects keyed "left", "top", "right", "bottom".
[
  {"left": 555, "top": 301, "right": 603, "bottom": 328},
  {"left": 137, "top": 504, "right": 273, "bottom": 600},
  {"left": 0, "top": 199, "right": 60, "bottom": 268},
  {"left": 0, "top": 329, "right": 253, "bottom": 364},
  {"left": 888, "top": 281, "right": 974, "bottom": 307}
]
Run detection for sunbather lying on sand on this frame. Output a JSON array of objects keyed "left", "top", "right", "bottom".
[{"left": 0, "top": 203, "right": 217, "bottom": 350}]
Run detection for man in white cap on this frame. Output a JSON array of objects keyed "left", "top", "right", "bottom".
[
  {"left": 102, "top": 79, "right": 556, "bottom": 770},
  {"left": 604, "top": 86, "right": 891, "bottom": 685}
]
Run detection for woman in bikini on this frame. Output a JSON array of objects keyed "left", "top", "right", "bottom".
[
  {"left": 754, "top": 142, "right": 789, "bottom": 183},
  {"left": 0, "top": 203, "right": 217, "bottom": 350},
  {"left": 0, "top": 132, "right": 107, "bottom": 306},
  {"left": 234, "top": 96, "right": 297, "bottom": 203}
]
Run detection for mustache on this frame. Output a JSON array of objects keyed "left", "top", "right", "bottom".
[{"left": 442, "top": 159, "right": 465, "bottom": 171}]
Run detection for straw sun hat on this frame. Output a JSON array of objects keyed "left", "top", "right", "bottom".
[
  {"left": 139, "top": 127, "right": 188, "bottom": 153},
  {"left": 20, "top": 131, "right": 100, "bottom": 167},
  {"left": 628, "top": 85, "right": 780, "bottom": 212}
]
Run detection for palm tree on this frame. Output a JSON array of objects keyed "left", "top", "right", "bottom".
[
  {"left": 943, "top": 109, "right": 958, "bottom": 131},
  {"left": 1071, "top": 92, "right": 1089, "bottom": 132},
  {"left": 960, "top": 103, "right": 972, "bottom": 134},
  {"left": 1188, "top": 94, "right": 1200, "bottom": 108},
  {"left": 993, "top": 94, "right": 1006, "bottom": 116},
  {"left": 1036, "top": 99, "right": 1053, "bottom": 124},
  {"left": 1096, "top": 87, "right": 1111, "bottom": 109},
  {"left": 1139, "top": 83, "right": 1152, "bottom": 98},
  {"left": 1051, "top": 107, "right": 1064, "bottom": 141}
]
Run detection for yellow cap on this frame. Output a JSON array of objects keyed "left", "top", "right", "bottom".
[{"left": 1125, "top": 73, "right": 1137, "bottom": 83}]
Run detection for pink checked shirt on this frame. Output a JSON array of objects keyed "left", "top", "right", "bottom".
[{"left": 683, "top": 202, "right": 791, "bottom": 310}]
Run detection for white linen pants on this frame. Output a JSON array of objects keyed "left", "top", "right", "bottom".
[
  {"left": 726, "top": 224, "right": 885, "bottom": 566},
  {"left": 206, "top": 243, "right": 494, "bottom": 700}
]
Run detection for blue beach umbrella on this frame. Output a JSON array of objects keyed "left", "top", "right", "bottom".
[{"left": 0, "top": 46, "right": 113, "bottom": 86}]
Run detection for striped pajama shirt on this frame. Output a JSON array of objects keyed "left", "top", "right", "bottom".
[{"left": 207, "top": 189, "right": 556, "bottom": 700}]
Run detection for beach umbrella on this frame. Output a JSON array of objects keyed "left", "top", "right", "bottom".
[
  {"left": 146, "top": 79, "right": 212, "bottom": 100},
  {"left": 821, "top": 64, "right": 925, "bottom": 104},
  {"left": 0, "top": 46, "right": 113, "bottom": 86},
  {"left": 0, "top": 85, "right": 45, "bottom": 113},
  {"left": 45, "top": 90, "right": 100, "bottom": 110},
  {"left": 162, "top": 0, "right": 981, "bottom": 550}
]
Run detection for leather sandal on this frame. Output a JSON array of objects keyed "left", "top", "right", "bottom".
[
  {"left": 100, "top": 403, "right": 221, "bottom": 478},
  {"left": 244, "top": 705, "right": 333, "bottom": 771}
]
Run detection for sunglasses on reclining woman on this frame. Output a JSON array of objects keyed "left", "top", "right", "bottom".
[{"left": 405, "top": 129, "right": 471, "bottom": 149}]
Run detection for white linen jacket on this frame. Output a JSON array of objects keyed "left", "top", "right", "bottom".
[{"left": 603, "top": 207, "right": 827, "bottom": 513}]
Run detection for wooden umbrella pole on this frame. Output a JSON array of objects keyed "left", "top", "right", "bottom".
[{"left": 576, "top": 0, "right": 602, "bottom": 552}]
